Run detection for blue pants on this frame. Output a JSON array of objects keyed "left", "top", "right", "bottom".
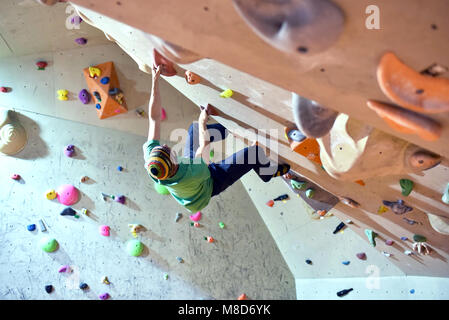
[{"left": 184, "top": 123, "right": 277, "bottom": 197}]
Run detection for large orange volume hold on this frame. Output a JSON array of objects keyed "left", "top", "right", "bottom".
[
  {"left": 284, "top": 127, "right": 322, "bottom": 166},
  {"left": 367, "top": 100, "right": 441, "bottom": 141},
  {"left": 83, "top": 61, "right": 128, "bottom": 119},
  {"left": 377, "top": 52, "right": 449, "bottom": 114}
]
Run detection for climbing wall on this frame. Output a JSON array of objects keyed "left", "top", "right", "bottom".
[{"left": 66, "top": 0, "right": 449, "bottom": 277}]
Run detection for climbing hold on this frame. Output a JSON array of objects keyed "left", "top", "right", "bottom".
[
  {"left": 189, "top": 211, "right": 202, "bottom": 222},
  {"left": 410, "top": 289, "right": 415, "bottom": 294},
  {"left": 377, "top": 52, "right": 449, "bottom": 114},
  {"left": 409, "top": 150, "right": 441, "bottom": 171},
  {"left": 305, "top": 188, "right": 315, "bottom": 199},
  {"left": 317, "top": 210, "right": 327, "bottom": 217},
  {"left": 80, "top": 176, "right": 89, "bottom": 183},
  {"left": 57, "top": 89, "right": 68, "bottom": 101},
  {"left": 101, "top": 276, "right": 110, "bottom": 285},
  {"left": 58, "top": 265, "right": 71, "bottom": 273},
  {"left": 79, "top": 283, "right": 88, "bottom": 290},
  {"left": 413, "top": 234, "right": 427, "bottom": 243},
  {"left": 273, "top": 194, "right": 289, "bottom": 201},
  {"left": 355, "top": 180, "right": 365, "bottom": 186},
  {"left": 38, "top": 219, "right": 47, "bottom": 232},
  {"left": 161, "top": 107, "right": 167, "bottom": 121},
  {"left": 135, "top": 108, "right": 146, "bottom": 117},
  {"left": 27, "top": 224, "right": 36, "bottom": 231},
  {"left": 56, "top": 184, "right": 79, "bottom": 206},
  {"left": 36, "top": 61, "right": 48, "bottom": 70},
  {"left": 39, "top": 237, "right": 58, "bottom": 252},
  {"left": 109, "top": 88, "right": 120, "bottom": 95},
  {"left": 205, "top": 236, "right": 215, "bottom": 243},
  {"left": 364, "top": 229, "right": 378, "bottom": 247},
  {"left": 338, "top": 196, "right": 360, "bottom": 208},
  {"left": 291, "top": 93, "right": 339, "bottom": 138},
  {"left": 154, "top": 183, "right": 170, "bottom": 195},
  {"left": 176, "top": 256, "right": 184, "bottom": 263},
  {"left": 291, "top": 179, "right": 307, "bottom": 190},
  {"left": 153, "top": 48, "right": 177, "bottom": 77},
  {"left": 185, "top": 71, "right": 201, "bottom": 85},
  {"left": 356, "top": 253, "right": 366, "bottom": 260},
  {"left": 126, "top": 239, "right": 144, "bottom": 257},
  {"left": 382, "top": 199, "right": 413, "bottom": 215},
  {"left": 219, "top": 222, "right": 225, "bottom": 229},
  {"left": 11, "top": 173, "right": 20, "bottom": 180},
  {"left": 75, "top": 37, "right": 87, "bottom": 45},
  {"left": 100, "top": 77, "right": 110, "bottom": 85},
  {"left": 45, "top": 189, "right": 56, "bottom": 200},
  {"left": 333, "top": 222, "right": 346, "bottom": 234},
  {"left": 175, "top": 213, "right": 182, "bottom": 222},
  {"left": 117, "top": 166, "right": 123, "bottom": 171},
  {"left": 385, "top": 239, "right": 394, "bottom": 246},
  {"left": 404, "top": 250, "right": 413, "bottom": 256},
  {"left": 99, "top": 225, "right": 110, "bottom": 237},
  {"left": 115, "top": 195, "right": 126, "bottom": 204},
  {"left": 93, "top": 91, "right": 101, "bottom": 102},
  {"left": 44, "top": 285, "right": 53, "bottom": 294},
  {"left": 99, "top": 293, "right": 110, "bottom": 300},
  {"left": 442, "top": 183, "right": 449, "bottom": 204},
  {"left": 95, "top": 104, "right": 101, "bottom": 110},
  {"left": 305, "top": 259, "right": 312, "bottom": 265},
  {"left": 128, "top": 224, "right": 142, "bottom": 237},
  {"left": 190, "top": 222, "right": 200, "bottom": 228},
  {"left": 238, "top": 293, "right": 247, "bottom": 300},
  {"left": 266, "top": 200, "right": 274, "bottom": 207},
  {"left": 71, "top": 15, "right": 82, "bottom": 25},
  {"left": 64, "top": 144, "right": 75, "bottom": 157},
  {"left": 401, "top": 237, "right": 408, "bottom": 241},
  {"left": 403, "top": 217, "right": 419, "bottom": 225},
  {"left": 286, "top": 129, "right": 306, "bottom": 143},
  {"left": 88, "top": 66, "right": 101, "bottom": 78},
  {"left": 377, "top": 205, "right": 389, "bottom": 214},
  {"left": 345, "top": 219, "right": 353, "bottom": 224},
  {"left": 210, "top": 149, "right": 214, "bottom": 159},
  {"left": 78, "top": 89, "right": 90, "bottom": 104},
  {"left": 382, "top": 251, "right": 392, "bottom": 257},
  {"left": 163, "top": 273, "right": 169, "bottom": 280},
  {"left": 336, "top": 288, "right": 353, "bottom": 297},
  {"left": 81, "top": 208, "right": 88, "bottom": 216},
  {"left": 60, "top": 207, "right": 77, "bottom": 217},
  {"left": 0, "top": 86, "right": 8, "bottom": 93},
  {"left": 219, "top": 89, "right": 234, "bottom": 98},
  {"left": 399, "top": 179, "right": 414, "bottom": 196},
  {"left": 342, "top": 261, "right": 350, "bottom": 265},
  {"left": 367, "top": 100, "right": 442, "bottom": 141}
]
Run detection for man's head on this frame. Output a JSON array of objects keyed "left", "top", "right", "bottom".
[{"left": 147, "top": 144, "right": 178, "bottom": 180}]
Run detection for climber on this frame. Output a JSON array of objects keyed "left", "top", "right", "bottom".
[{"left": 143, "top": 65, "right": 290, "bottom": 213}]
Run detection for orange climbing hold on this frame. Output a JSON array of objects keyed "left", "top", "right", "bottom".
[
  {"left": 266, "top": 200, "right": 274, "bottom": 207},
  {"left": 377, "top": 52, "right": 449, "bottom": 114},
  {"left": 367, "top": 100, "right": 441, "bottom": 141},
  {"left": 238, "top": 293, "right": 247, "bottom": 300},
  {"left": 153, "top": 49, "right": 177, "bottom": 77},
  {"left": 284, "top": 127, "right": 322, "bottom": 166},
  {"left": 83, "top": 61, "right": 127, "bottom": 119}
]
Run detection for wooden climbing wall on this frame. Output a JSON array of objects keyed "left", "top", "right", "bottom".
[{"left": 68, "top": 0, "right": 449, "bottom": 276}]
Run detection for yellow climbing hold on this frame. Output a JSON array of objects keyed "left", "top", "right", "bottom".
[
  {"left": 378, "top": 205, "right": 389, "bottom": 214},
  {"left": 89, "top": 66, "right": 101, "bottom": 78},
  {"left": 220, "top": 89, "right": 234, "bottom": 98},
  {"left": 57, "top": 89, "right": 68, "bottom": 101},
  {"left": 45, "top": 189, "right": 57, "bottom": 200}
]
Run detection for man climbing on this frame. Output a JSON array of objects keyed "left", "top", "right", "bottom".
[{"left": 143, "top": 65, "right": 290, "bottom": 212}]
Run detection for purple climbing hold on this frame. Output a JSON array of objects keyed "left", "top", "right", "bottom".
[
  {"left": 115, "top": 195, "right": 126, "bottom": 204},
  {"left": 385, "top": 239, "right": 394, "bottom": 246},
  {"left": 382, "top": 200, "right": 413, "bottom": 215},
  {"left": 356, "top": 252, "right": 366, "bottom": 260},
  {"left": 99, "top": 293, "right": 110, "bottom": 300},
  {"left": 75, "top": 37, "right": 87, "bottom": 45},
  {"left": 78, "top": 89, "right": 90, "bottom": 104},
  {"left": 58, "top": 265, "right": 70, "bottom": 273},
  {"left": 64, "top": 144, "right": 75, "bottom": 157},
  {"left": 71, "top": 16, "right": 83, "bottom": 25},
  {"left": 401, "top": 237, "right": 408, "bottom": 241}
]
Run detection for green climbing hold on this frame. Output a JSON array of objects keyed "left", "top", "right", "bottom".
[
  {"left": 442, "top": 183, "right": 449, "bottom": 204},
  {"left": 413, "top": 234, "right": 427, "bottom": 243},
  {"left": 154, "top": 183, "right": 170, "bottom": 195},
  {"left": 218, "top": 222, "right": 225, "bottom": 229},
  {"left": 210, "top": 149, "right": 214, "bottom": 159},
  {"left": 291, "top": 180, "right": 307, "bottom": 190},
  {"left": 305, "top": 188, "right": 315, "bottom": 199},
  {"left": 364, "top": 229, "right": 378, "bottom": 247},
  {"left": 400, "top": 179, "right": 414, "bottom": 196},
  {"left": 39, "top": 237, "right": 58, "bottom": 252},
  {"left": 126, "top": 239, "right": 144, "bottom": 257}
]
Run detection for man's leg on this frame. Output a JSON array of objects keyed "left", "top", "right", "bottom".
[
  {"left": 184, "top": 122, "right": 228, "bottom": 159},
  {"left": 209, "top": 145, "right": 290, "bottom": 196}
]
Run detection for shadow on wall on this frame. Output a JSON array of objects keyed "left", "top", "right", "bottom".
[
  {"left": 115, "top": 67, "right": 150, "bottom": 112},
  {"left": 12, "top": 111, "right": 49, "bottom": 160}
]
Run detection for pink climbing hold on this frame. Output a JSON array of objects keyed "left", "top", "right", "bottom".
[
  {"left": 356, "top": 252, "right": 367, "bottom": 260},
  {"left": 64, "top": 144, "right": 75, "bottom": 157},
  {"left": 161, "top": 108, "right": 167, "bottom": 121},
  {"left": 189, "top": 211, "right": 202, "bottom": 222},
  {"left": 0, "top": 87, "right": 8, "bottom": 93},
  {"left": 385, "top": 239, "right": 394, "bottom": 246},
  {"left": 56, "top": 184, "right": 80, "bottom": 206},
  {"left": 11, "top": 174, "right": 21, "bottom": 180},
  {"left": 99, "top": 225, "right": 110, "bottom": 236},
  {"left": 99, "top": 292, "right": 110, "bottom": 300},
  {"left": 58, "top": 265, "right": 71, "bottom": 273}
]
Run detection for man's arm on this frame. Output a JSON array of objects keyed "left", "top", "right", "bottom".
[
  {"left": 148, "top": 66, "right": 162, "bottom": 141},
  {"left": 195, "top": 108, "right": 211, "bottom": 163}
]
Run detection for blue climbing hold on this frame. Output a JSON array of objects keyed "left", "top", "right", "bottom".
[
  {"left": 342, "top": 261, "right": 350, "bottom": 265},
  {"left": 100, "top": 77, "right": 110, "bottom": 85},
  {"left": 27, "top": 224, "right": 36, "bottom": 231},
  {"left": 410, "top": 289, "right": 415, "bottom": 294},
  {"left": 96, "top": 103, "right": 101, "bottom": 110},
  {"left": 117, "top": 166, "right": 123, "bottom": 171},
  {"left": 109, "top": 88, "right": 119, "bottom": 95},
  {"left": 305, "top": 259, "right": 312, "bottom": 265},
  {"left": 401, "top": 237, "right": 408, "bottom": 241}
]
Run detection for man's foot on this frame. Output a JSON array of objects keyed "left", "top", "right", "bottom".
[{"left": 273, "top": 163, "right": 290, "bottom": 177}]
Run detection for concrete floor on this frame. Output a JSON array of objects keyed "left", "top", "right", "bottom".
[{"left": 0, "top": 110, "right": 296, "bottom": 300}]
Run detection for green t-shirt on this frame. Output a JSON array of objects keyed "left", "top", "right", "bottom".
[{"left": 143, "top": 140, "right": 213, "bottom": 212}]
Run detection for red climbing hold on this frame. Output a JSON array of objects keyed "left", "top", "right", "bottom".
[
  {"left": 266, "top": 200, "right": 274, "bottom": 207},
  {"left": 238, "top": 293, "right": 247, "bottom": 300},
  {"left": 0, "top": 87, "right": 8, "bottom": 93},
  {"left": 36, "top": 61, "right": 48, "bottom": 70},
  {"left": 11, "top": 174, "right": 21, "bottom": 180}
]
